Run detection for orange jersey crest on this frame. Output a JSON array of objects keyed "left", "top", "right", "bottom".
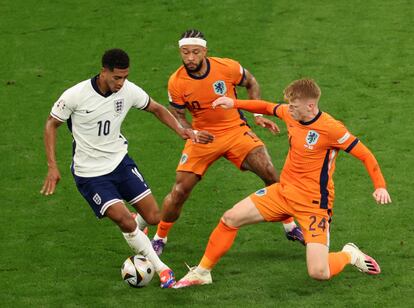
[{"left": 168, "top": 57, "right": 247, "bottom": 134}]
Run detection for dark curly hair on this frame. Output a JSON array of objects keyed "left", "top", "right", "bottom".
[{"left": 101, "top": 49, "right": 129, "bottom": 71}]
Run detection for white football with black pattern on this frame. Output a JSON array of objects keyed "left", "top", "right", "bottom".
[{"left": 121, "top": 255, "right": 154, "bottom": 288}]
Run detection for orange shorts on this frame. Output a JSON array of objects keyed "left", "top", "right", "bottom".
[
  {"left": 177, "top": 125, "right": 264, "bottom": 176},
  {"left": 250, "top": 183, "right": 332, "bottom": 246}
]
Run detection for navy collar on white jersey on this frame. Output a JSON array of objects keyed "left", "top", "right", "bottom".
[{"left": 91, "top": 75, "right": 113, "bottom": 98}]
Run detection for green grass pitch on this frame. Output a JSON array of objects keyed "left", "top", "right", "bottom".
[{"left": 1, "top": 0, "right": 413, "bottom": 306}]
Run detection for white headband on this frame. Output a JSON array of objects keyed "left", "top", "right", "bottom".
[{"left": 178, "top": 38, "right": 207, "bottom": 47}]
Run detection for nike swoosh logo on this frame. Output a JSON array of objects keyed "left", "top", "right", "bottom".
[
  {"left": 311, "top": 234, "right": 321, "bottom": 237},
  {"left": 183, "top": 93, "right": 192, "bottom": 98},
  {"left": 85, "top": 110, "right": 93, "bottom": 113}
]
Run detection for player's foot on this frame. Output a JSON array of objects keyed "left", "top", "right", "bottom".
[
  {"left": 159, "top": 268, "right": 176, "bottom": 288},
  {"left": 151, "top": 238, "right": 166, "bottom": 256},
  {"left": 285, "top": 226, "right": 305, "bottom": 245},
  {"left": 342, "top": 243, "right": 381, "bottom": 275},
  {"left": 173, "top": 266, "right": 212, "bottom": 289}
]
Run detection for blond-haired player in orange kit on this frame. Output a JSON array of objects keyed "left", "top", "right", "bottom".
[
  {"left": 174, "top": 78, "right": 392, "bottom": 288},
  {"left": 151, "top": 29, "right": 303, "bottom": 255}
]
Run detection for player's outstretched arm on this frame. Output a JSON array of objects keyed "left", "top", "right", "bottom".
[
  {"left": 146, "top": 98, "right": 197, "bottom": 142},
  {"left": 212, "top": 96, "right": 235, "bottom": 109},
  {"left": 40, "top": 116, "right": 63, "bottom": 196},
  {"left": 238, "top": 69, "right": 279, "bottom": 134},
  {"left": 212, "top": 97, "right": 278, "bottom": 116},
  {"left": 348, "top": 141, "right": 392, "bottom": 205}
]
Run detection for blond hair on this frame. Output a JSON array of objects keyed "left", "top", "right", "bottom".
[{"left": 283, "top": 79, "right": 321, "bottom": 101}]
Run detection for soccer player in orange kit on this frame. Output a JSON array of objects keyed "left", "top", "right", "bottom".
[
  {"left": 174, "top": 78, "right": 392, "bottom": 288},
  {"left": 151, "top": 29, "right": 303, "bottom": 255}
]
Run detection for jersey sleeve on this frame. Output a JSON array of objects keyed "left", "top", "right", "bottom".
[
  {"left": 130, "top": 83, "right": 150, "bottom": 110},
  {"left": 328, "top": 120, "right": 359, "bottom": 151},
  {"left": 329, "top": 120, "right": 386, "bottom": 189},
  {"left": 223, "top": 58, "right": 245, "bottom": 85},
  {"left": 168, "top": 74, "right": 185, "bottom": 109},
  {"left": 273, "top": 104, "right": 287, "bottom": 120},
  {"left": 234, "top": 99, "right": 281, "bottom": 115},
  {"left": 348, "top": 141, "right": 387, "bottom": 189},
  {"left": 50, "top": 90, "right": 76, "bottom": 122}
]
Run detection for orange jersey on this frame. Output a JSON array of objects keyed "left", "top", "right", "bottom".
[
  {"left": 168, "top": 57, "right": 247, "bottom": 134},
  {"left": 234, "top": 99, "right": 386, "bottom": 209}
]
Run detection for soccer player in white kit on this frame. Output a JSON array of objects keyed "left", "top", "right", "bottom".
[{"left": 40, "top": 49, "right": 195, "bottom": 288}]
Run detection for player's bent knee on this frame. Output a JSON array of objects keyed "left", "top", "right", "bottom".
[
  {"left": 117, "top": 215, "right": 138, "bottom": 233},
  {"left": 307, "top": 267, "right": 330, "bottom": 280},
  {"left": 171, "top": 184, "right": 192, "bottom": 204},
  {"left": 222, "top": 209, "right": 241, "bottom": 228}
]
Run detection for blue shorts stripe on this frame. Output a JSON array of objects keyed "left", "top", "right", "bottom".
[
  {"left": 100, "top": 199, "right": 123, "bottom": 216},
  {"left": 128, "top": 189, "right": 152, "bottom": 204}
]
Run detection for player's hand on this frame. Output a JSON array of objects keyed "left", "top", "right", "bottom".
[
  {"left": 40, "top": 166, "right": 61, "bottom": 196},
  {"left": 254, "top": 116, "right": 280, "bottom": 134},
  {"left": 179, "top": 128, "right": 197, "bottom": 142},
  {"left": 212, "top": 96, "right": 235, "bottom": 109},
  {"left": 194, "top": 130, "right": 214, "bottom": 144},
  {"left": 372, "top": 188, "right": 392, "bottom": 205}
]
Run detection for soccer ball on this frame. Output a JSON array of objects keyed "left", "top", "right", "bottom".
[{"left": 121, "top": 255, "right": 155, "bottom": 288}]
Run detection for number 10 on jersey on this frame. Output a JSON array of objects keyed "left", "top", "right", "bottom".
[{"left": 97, "top": 120, "right": 110, "bottom": 136}]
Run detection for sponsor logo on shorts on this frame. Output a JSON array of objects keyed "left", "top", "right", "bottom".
[
  {"left": 93, "top": 193, "right": 102, "bottom": 205},
  {"left": 255, "top": 188, "right": 267, "bottom": 196},
  {"left": 213, "top": 80, "right": 227, "bottom": 96},
  {"left": 179, "top": 153, "right": 188, "bottom": 165}
]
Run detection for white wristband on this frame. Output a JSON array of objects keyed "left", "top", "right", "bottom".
[{"left": 254, "top": 113, "right": 263, "bottom": 117}]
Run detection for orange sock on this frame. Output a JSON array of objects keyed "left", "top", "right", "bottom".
[
  {"left": 282, "top": 217, "right": 294, "bottom": 224},
  {"left": 199, "top": 219, "right": 239, "bottom": 270},
  {"left": 328, "top": 252, "right": 351, "bottom": 278},
  {"left": 156, "top": 220, "right": 175, "bottom": 238}
]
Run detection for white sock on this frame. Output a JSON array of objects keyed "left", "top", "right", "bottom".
[
  {"left": 283, "top": 221, "right": 297, "bottom": 233},
  {"left": 134, "top": 213, "right": 148, "bottom": 231},
  {"left": 123, "top": 226, "right": 168, "bottom": 274},
  {"left": 153, "top": 233, "right": 168, "bottom": 243}
]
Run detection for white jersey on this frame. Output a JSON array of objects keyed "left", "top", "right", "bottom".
[{"left": 50, "top": 76, "right": 150, "bottom": 177}]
